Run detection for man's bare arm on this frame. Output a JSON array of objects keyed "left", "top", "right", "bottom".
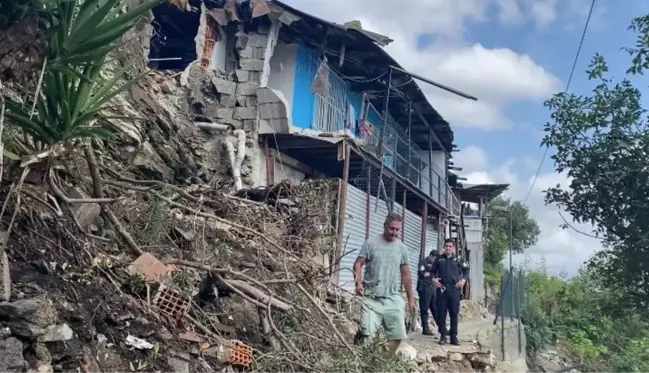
[
  {"left": 353, "top": 257, "right": 366, "bottom": 293},
  {"left": 400, "top": 264, "right": 414, "bottom": 302}
]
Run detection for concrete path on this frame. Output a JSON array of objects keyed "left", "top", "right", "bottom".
[{"left": 405, "top": 317, "right": 518, "bottom": 360}]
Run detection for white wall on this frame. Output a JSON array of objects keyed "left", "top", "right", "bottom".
[
  {"left": 267, "top": 41, "right": 297, "bottom": 112},
  {"left": 255, "top": 150, "right": 305, "bottom": 187},
  {"left": 210, "top": 26, "right": 227, "bottom": 72},
  {"left": 430, "top": 150, "right": 446, "bottom": 178}
]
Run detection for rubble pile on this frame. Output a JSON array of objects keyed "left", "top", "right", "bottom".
[
  {"left": 0, "top": 175, "right": 360, "bottom": 372},
  {"left": 0, "top": 1, "right": 395, "bottom": 372}
]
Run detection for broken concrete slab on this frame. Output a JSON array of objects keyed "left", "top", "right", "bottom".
[
  {"left": 37, "top": 324, "right": 74, "bottom": 343},
  {"left": 236, "top": 82, "right": 260, "bottom": 96},
  {"left": 215, "top": 108, "right": 234, "bottom": 119},
  {"left": 0, "top": 337, "right": 24, "bottom": 372},
  {"left": 247, "top": 34, "right": 269, "bottom": 48},
  {"left": 219, "top": 94, "right": 237, "bottom": 108},
  {"left": 240, "top": 46, "right": 265, "bottom": 59},
  {"left": 235, "top": 69, "right": 249, "bottom": 82},
  {"left": 239, "top": 59, "right": 264, "bottom": 71},
  {"left": 234, "top": 107, "right": 258, "bottom": 120},
  {"left": 211, "top": 77, "right": 237, "bottom": 95}
]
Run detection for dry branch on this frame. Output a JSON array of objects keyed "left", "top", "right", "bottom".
[
  {"left": 150, "top": 191, "right": 299, "bottom": 260},
  {"left": 296, "top": 283, "right": 354, "bottom": 353},
  {"left": 228, "top": 279, "right": 292, "bottom": 312}
]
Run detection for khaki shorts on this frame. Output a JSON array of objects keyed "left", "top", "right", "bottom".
[{"left": 359, "top": 294, "right": 407, "bottom": 341}]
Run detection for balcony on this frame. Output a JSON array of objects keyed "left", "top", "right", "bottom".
[{"left": 359, "top": 100, "right": 451, "bottom": 209}]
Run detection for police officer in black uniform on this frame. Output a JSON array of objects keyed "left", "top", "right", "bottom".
[
  {"left": 417, "top": 250, "right": 439, "bottom": 335},
  {"left": 430, "top": 238, "right": 469, "bottom": 345}
]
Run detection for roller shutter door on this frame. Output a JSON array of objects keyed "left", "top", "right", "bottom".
[{"left": 339, "top": 185, "right": 367, "bottom": 293}]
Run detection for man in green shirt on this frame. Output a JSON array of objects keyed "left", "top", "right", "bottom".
[{"left": 353, "top": 212, "right": 416, "bottom": 355}]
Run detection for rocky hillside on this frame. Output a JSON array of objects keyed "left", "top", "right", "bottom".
[{"left": 0, "top": 1, "right": 391, "bottom": 372}]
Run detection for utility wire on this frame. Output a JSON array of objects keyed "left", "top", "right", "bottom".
[{"left": 523, "top": 0, "right": 596, "bottom": 205}]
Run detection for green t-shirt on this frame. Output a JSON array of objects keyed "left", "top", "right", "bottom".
[{"left": 358, "top": 235, "right": 409, "bottom": 298}]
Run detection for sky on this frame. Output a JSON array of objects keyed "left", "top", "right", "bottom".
[{"left": 283, "top": 0, "right": 645, "bottom": 276}]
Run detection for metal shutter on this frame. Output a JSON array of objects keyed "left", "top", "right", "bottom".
[
  {"left": 339, "top": 185, "right": 367, "bottom": 293},
  {"left": 403, "top": 208, "right": 422, "bottom": 297},
  {"left": 368, "top": 196, "right": 390, "bottom": 239},
  {"left": 426, "top": 225, "right": 439, "bottom": 256}
]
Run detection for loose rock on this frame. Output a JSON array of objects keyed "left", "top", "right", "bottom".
[
  {"left": 0, "top": 337, "right": 24, "bottom": 372},
  {"left": 37, "top": 324, "right": 74, "bottom": 343}
]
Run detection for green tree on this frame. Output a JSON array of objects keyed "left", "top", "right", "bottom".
[
  {"left": 484, "top": 197, "right": 540, "bottom": 285},
  {"left": 541, "top": 14, "right": 649, "bottom": 310},
  {"left": 523, "top": 265, "right": 649, "bottom": 372}
]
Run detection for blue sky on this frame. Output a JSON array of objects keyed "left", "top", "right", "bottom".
[
  {"left": 454, "top": 1, "right": 639, "bottom": 173},
  {"left": 285, "top": 0, "right": 644, "bottom": 274}
]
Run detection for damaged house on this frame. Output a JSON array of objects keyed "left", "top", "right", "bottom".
[{"left": 150, "top": 0, "right": 496, "bottom": 299}]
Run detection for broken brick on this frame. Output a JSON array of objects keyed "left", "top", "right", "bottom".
[
  {"left": 128, "top": 253, "right": 176, "bottom": 283},
  {"left": 153, "top": 285, "right": 190, "bottom": 326}
]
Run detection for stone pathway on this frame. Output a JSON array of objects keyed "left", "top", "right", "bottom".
[{"left": 398, "top": 317, "right": 522, "bottom": 371}]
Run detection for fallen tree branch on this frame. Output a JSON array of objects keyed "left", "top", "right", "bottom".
[
  {"left": 21, "top": 190, "right": 63, "bottom": 217},
  {"left": 228, "top": 279, "right": 292, "bottom": 312},
  {"left": 83, "top": 150, "right": 143, "bottom": 256},
  {"left": 47, "top": 172, "right": 121, "bottom": 204},
  {"left": 102, "top": 207, "right": 143, "bottom": 256},
  {"left": 0, "top": 167, "right": 31, "bottom": 300},
  {"left": 213, "top": 273, "right": 274, "bottom": 311},
  {"left": 164, "top": 258, "right": 304, "bottom": 312},
  {"left": 184, "top": 314, "right": 225, "bottom": 345},
  {"left": 295, "top": 283, "right": 354, "bottom": 353},
  {"left": 151, "top": 191, "right": 299, "bottom": 260},
  {"left": 265, "top": 297, "right": 299, "bottom": 355}
]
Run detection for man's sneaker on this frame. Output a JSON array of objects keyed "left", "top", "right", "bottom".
[
  {"left": 422, "top": 329, "right": 434, "bottom": 336},
  {"left": 450, "top": 337, "right": 460, "bottom": 346},
  {"left": 439, "top": 335, "right": 448, "bottom": 345}
]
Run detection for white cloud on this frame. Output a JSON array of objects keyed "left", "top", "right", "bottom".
[
  {"left": 459, "top": 146, "right": 603, "bottom": 276},
  {"left": 453, "top": 145, "right": 489, "bottom": 173},
  {"left": 282, "top": 0, "right": 562, "bottom": 131}
]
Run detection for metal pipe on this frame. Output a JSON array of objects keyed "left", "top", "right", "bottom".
[
  {"left": 407, "top": 101, "right": 412, "bottom": 180},
  {"left": 389, "top": 65, "right": 478, "bottom": 101},
  {"left": 264, "top": 138, "right": 272, "bottom": 187},
  {"left": 518, "top": 268, "right": 522, "bottom": 354},
  {"left": 420, "top": 202, "right": 428, "bottom": 260},
  {"left": 194, "top": 122, "right": 232, "bottom": 132},
  {"left": 501, "top": 276, "right": 506, "bottom": 360},
  {"left": 390, "top": 178, "right": 396, "bottom": 212},
  {"left": 428, "top": 129, "right": 434, "bottom": 198},
  {"left": 375, "top": 69, "right": 392, "bottom": 210},
  {"left": 335, "top": 141, "right": 351, "bottom": 282},
  {"left": 401, "top": 190, "right": 406, "bottom": 241},
  {"left": 365, "top": 165, "right": 371, "bottom": 240},
  {"left": 149, "top": 57, "right": 183, "bottom": 61},
  {"left": 509, "top": 208, "right": 514, "bottom": 322}
]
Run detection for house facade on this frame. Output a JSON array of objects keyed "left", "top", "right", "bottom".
[{"left": 150, "top": 0, "right": 490, "bottom": 299}]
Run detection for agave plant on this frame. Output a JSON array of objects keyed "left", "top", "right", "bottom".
[{"left": 4, "top": 0, "right": 164, "bottom": 149}]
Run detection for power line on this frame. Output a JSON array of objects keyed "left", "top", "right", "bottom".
[{"left": 523, "top": 0, "right": 597, "bottom": 205}]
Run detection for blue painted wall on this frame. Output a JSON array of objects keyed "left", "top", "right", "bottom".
[
  {"left": 291, "top": 43, "right": 318, "bottom": 129},
  {"left": 292, "top": 43, "right": 380, "bottom": 134}
]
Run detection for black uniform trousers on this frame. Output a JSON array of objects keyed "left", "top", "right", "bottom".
[
  {"left": 436, "top": 285, "right": 461, "bottom": 337},
  {"left": 417, "top": 285, "right": 437, "bottom": 331}
]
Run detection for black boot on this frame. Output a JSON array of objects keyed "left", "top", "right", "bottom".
[
  {"left": 450, "top": 336, "right": 460, "bottom": 346},
  {"left": 439, "top": 335, "right": 448, "bottom": 345},
  {"left": 422, "top": 328, "right": 434, "bottom": 336}
]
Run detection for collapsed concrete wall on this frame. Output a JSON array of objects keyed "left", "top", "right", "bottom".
[{"left": 127, "top": 0, "right": 286, "bottom": 189}]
